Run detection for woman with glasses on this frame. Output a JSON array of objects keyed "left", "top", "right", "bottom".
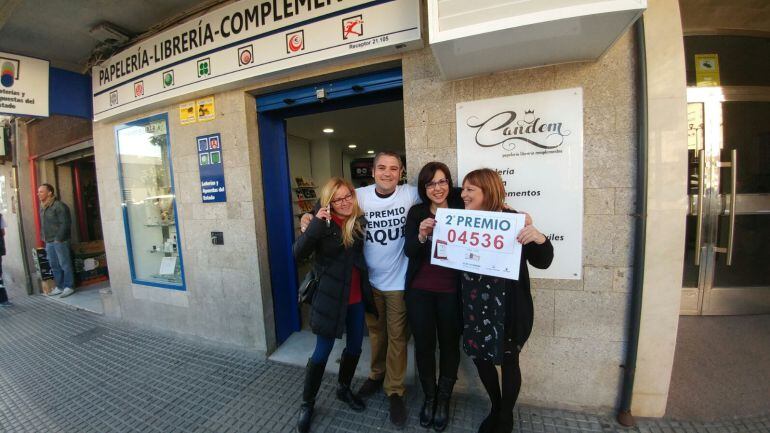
[
  {"left": 293, "top": 177, "right": 378, "bottom": 433},
  {"left": 404, "top": 162, "right": 463, "bottom": 431},
  {"left": 460, "top": 169, "right": 553, "bottom": 433}
]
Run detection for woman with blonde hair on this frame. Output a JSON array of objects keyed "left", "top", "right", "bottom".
[
  {"left": 460, "top": 169, "right": 553, "bottom": 433},
  {"left": 293, "top": 177, "right": 378, "bottom": 433}
]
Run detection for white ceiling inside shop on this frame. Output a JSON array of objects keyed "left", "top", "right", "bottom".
[{"left": 286, "top": 100, "right": 406, "bottom": 158}]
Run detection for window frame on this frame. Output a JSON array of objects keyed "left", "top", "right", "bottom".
[{"left": 114, "top": 113, "right": 186, "bottom": 291}]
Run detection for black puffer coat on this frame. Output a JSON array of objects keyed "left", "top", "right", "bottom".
[{"left": 293, "top": 215, "right": 378, "bottom": 339}]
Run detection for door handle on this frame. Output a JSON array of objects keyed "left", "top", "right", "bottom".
[
  {"left": 694, "top": 149, "right": 705, "bottom": 266},
  {"left": 715, "top": 149, "right": 737, "bottom": 266}
]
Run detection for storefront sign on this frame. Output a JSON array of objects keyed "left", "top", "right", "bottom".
[
  {"left": 0, "top": 51, "right": 49, "bottom": 117},
  {"left": 92, "top": 0, "right": 421, "bottom": 121},
  {"left": 456, "top": 88, "right": 583, "bottom": 280},
  {"left": 695, "top": 54, "right": 720, "bottom": 87},
  {"left": 197, "top": 133, "right": 227, "bottom": 203},
  {"left": 431, "top": 208, "right": 525, "bottom": 280}
]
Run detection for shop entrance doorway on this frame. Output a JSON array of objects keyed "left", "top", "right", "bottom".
[
  {"left": 255, "top": 68, "right": 404, "bottom": 346},
  {"left": 37, "top": 142, "right": 108, "bottom": 313},
  {"left": 669, "top": 34, "right": 770, "bottom": 421}
]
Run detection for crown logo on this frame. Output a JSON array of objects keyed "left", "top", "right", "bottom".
[{"left": 525, "top": 109, "right": 534, "bottom": 114}]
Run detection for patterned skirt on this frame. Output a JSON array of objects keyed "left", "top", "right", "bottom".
[{"left": 460, "top": 272, "right": 507, "bottom": 364}]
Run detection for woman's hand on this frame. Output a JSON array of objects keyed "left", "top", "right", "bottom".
[
  {"left": 517, "top": 225, "right": 546, "bottom": 245},
  {"left": 315, "top": 206, "right": 331, "bottom": 223},
  {"left": 523, "top": 212, "right": 533, "bottom": 226},
  {"left": 418, "top": 218, "right": 436, "bottom": 241},
  {"left": 300, "top": 213, "right": 312, "bottom": 232}
]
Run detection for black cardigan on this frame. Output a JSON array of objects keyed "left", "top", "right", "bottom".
[
  {"left": 461, "top": 219, "right": 553, "bottom": 362},
  {"left": 293, "top": 215, "right": 378, "bottom": 339},
  {"left": 403, "top": 190, "right": 465, "bottom": 291}
]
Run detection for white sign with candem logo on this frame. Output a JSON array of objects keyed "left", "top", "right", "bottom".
[{"left": 456, "top": 88, "right": 583, "bottom": 280}]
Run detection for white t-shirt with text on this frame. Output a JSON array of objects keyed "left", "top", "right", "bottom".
[{"left": 356, "top": 184, "right": 420, "bottom": 291}]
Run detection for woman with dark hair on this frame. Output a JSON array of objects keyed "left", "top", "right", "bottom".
[
  {"left": 460, "top": 168, "right": 553, "bottom": 433},
  {"left": 293, "top": 177, "right": 378, "bottom": 433},
  {"left": 404, "top": 161, "right": 463, "bottom": 431}
]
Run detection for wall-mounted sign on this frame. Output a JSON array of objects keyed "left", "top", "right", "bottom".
[
  {"left": 0, "top": 51, "right": 49, "bottom": 117},
  {"left": 196, "top": 96, "right": 215, "bottom": 122},
  {"left": 92, "top": 0, "right": 421, "bottom": 121},
  {"left": 695, "top": 54, "right": 720, "bottom": 87},
  {"left": 197, "top": 133, "right": 227, "bottom": 203},
  {"left": 456, "top": 88, "right": 584, "bottom": 280},
  {"left": 180, "top": 101, "right": 197, "bottom": 124}
]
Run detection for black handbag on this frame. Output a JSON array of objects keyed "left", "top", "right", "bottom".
[{"left": 298, "top": 266, "right": 325, "bottom": 305}]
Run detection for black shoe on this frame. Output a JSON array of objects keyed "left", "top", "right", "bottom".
[
  {"left": 336, "top": 351, "right": 365, "bottom": 411},
  {"left": 418, "top": 377, "right": 436, "bottom": 427},
  {"left": 492, "top": 410, "right": 514, "bottom": 433},
  {"left": 388, "top": 393, "right": 407, "bottom": 428},
  {"left": 433, "top": 377, "right": 455, "bottom": 432},
  {"left": 357, "top": 377, "right": 384, "bottom": 398},
  {"left": 297, "top": 359, "right": 326, "bottom": 433}
]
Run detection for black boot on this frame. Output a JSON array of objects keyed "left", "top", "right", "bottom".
[
  {"left": 0, "top": 279, "right": 8, "bottom": 304},
  {"left": 419, "top": 376, "right": 436, "bottom": 427},
  {"left": 336, "top": 351, "right": 365, "bottom": 412},
  {"left": 433, "top": 376, "right": 455, "bottom": 432},
  {"left": 297, "top": 359, "right": 326, "bottom": 433}
]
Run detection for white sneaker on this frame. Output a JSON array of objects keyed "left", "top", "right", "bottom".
[
  {"left": 48, "top": 287, "right": 62, "bottom": 296},
  {"left": 60, "top": 287, "right": 75, "bottom": 298}
]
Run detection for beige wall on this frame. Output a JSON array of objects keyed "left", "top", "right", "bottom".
[
  {"left": 93, "top": 91, "right": 273, "bottom": 351},
  {"left": 402, "top": 30, "right": 638, "bottom": 409},
  {"left": 632, "top": 0, "right": 689, "bottom": 417}
]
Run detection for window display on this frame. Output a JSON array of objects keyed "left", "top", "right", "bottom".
[{"left": 116, "top": 114, "right": 185, "bottom": 289}]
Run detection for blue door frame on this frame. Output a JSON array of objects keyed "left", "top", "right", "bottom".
[{"left": 256, "top": 68, "right": 403, "bottom": 345}]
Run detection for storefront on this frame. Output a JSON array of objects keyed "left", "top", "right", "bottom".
[{"left": 83, "top": 0, "right": 769, "bottom": 419}]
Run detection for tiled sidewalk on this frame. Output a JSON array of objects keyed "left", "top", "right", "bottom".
[{"left": 0, "top": 296, "right": 767, "bottom": 433}]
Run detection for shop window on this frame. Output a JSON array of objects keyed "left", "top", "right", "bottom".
[{"left": 115, "top": 114, "right": 185, "bottom": 290}]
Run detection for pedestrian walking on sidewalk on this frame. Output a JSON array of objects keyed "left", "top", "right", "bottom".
[
  {"left": 292, "top": 177, "right": 378, "bottom": 433},
  {"left": 0, "top": 212, "right": 10, "bottom": 306},
  {"left": 404, "top": 162, "right": 463, "bottom": 431},
  {"left": 460, "top": 169, "right": 553, "bottom": 433},
  {"left": 38, "top": 183, "right": 75, "bottom": 298}
]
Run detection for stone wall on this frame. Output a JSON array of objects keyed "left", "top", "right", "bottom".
[
  {"left": 402, "top": 30, "right": 638, "bottom": 410},
  {"left": 92, "top": 90, "right": 271, "bottom": 352}
]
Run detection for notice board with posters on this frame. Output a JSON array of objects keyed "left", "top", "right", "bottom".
[{"left": 456, "top": 88, "right": 583, "bottom": 280}]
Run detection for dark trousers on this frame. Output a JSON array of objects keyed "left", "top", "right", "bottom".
[
  {"left": 406, "top": 288, "right": 462, "bottom": 381},
  {"left": 310, "top": 302, "right": 365, "bottom": 364},
  {"left": 473, "top": 339, "right": 522, "bottom": 413}
]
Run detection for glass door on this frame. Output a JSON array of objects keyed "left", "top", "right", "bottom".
[{"left": 682, "top": 87, "right": 770, "bottom": 315}]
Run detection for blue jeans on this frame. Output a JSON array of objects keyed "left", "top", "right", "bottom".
[
  {"left": 311, "top": 302, "right": 365, "bottom": 364},
  {"left": 45, "top": 241, "right": 74, "bottom": 289}
]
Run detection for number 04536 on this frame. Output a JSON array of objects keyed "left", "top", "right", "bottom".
[{"left": 446, "top": 229, "right": 504, "bottom": 249}]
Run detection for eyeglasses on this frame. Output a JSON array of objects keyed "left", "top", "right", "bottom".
[
  {"left": 330, "top": 193, "right": 353, "bottom": 205},
  {"left": 425, "top": 178, "right": 449, "bottom": 190}
]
